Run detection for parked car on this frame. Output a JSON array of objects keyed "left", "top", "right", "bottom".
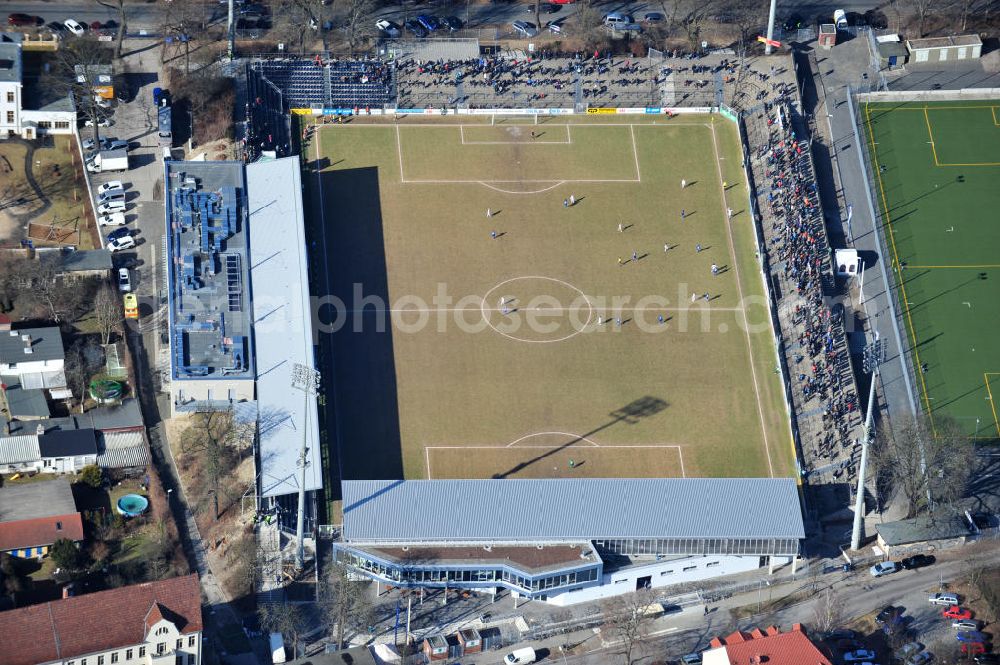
[
  {"left": 117, "top": 268, "right": 132, "bottom": 292},
  {"left": 107, "top": 235, "right": 135, "bottom": 252},
  {"left": 870, "top": 561, "right": 900, "bottom": 577},
  {"left": 84, "top": 117, "right": 113, "bottom": 128},
  {"left": 97, "top": 200, "right": 126, "bottom": 215},
  {"left": 89, "top": 20, "right": 103, "bottom": 31},
  {"left": 105, "top": 139, "right": 129, "bottom": 151},
  {"left": 103, "top": 20, "right": 118, "bottom": 30},
  {"left": 97, "top": 180, "right": 125, "bottom": 196},
  {"left": 876, "top": 605, "right": 903, "bottom": 626},
  {"left": 416, "top": 14, "right": 439, "bottom": 31},
  {"left": 956, "top": 630, "right": 989, "bottom": 643},
  {"left": 844, "top": 650, "right": 877, "bottom": 662},
  {"left": 47, "top": 21, "right": 66, "bottom": 32},
  {"left": 898, "top": 643, "right": 923, "bottom": 659},
  {"left": 8, "top": 13, "right": 42, "bottom": 27},
  {"left": 404, "top": 19, "right": 427, "bottom": 37},
  {"left": 64, "top": 19, "right": 85, "bottom": 36},
  {"left": 375, "top": 19, "right": 401, "bottom": 37},
  {"left": 511, "top": 20, "right": 537, "bottom": 36},
  {"left": 964, "top": 643, "right": 988, "bottom": 655},
  {"left": 83, "top": 137, "right": 108, "bottom": 151},
  {"left": 907, "top": 653, "right": 933, "bottom": 665},
  {"left": 974, "top": 655, "right": 999, "bottom": 664},
  {"left": 901, "top": 554, "right": 935, "bottom": 569},
  {"left": 643, "top": 11, "right": 665, "bottom": 22},
  {"left": 944, "top": 606, "right": 973, "bottom": 620},
  {"left": 955, "top": 620, "right": 985, "bottom": 631},
  {"left": 97, "top": 212, "right": 127, "bottom": 227},
  {"left": 929, "top": 593, "right": 960, "bottom": 606},
  {"left": 442, "top": 15, "right": 463, "bottom": 31}
]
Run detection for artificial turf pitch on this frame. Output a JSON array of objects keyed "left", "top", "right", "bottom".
[
  {"left": 303, "top": 115, "right": 796, "bottom": 481},
  {"left": 863, "top": 101, "right": 1000, "bottom": 440}
]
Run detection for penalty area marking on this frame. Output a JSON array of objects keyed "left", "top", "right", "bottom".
[
  {"left": 425, "top": 442, "right": 687, "bottom": 478},
  {"left": 459, "top": 124, "right": 573, "bottom": 145}
]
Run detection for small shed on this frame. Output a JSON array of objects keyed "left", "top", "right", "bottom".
[
  {"left": 422, "top": 635, "right": 449, "bottom": 662},
  {"left": 818, "top": 24, "right": 837, "bottom": 49},
  {"left": 876, "top": 513, "right": 973, "bottom": 556},
  {"left": 876, "top": 35, "right": 909, "bottom": 68},
  {"left": 906, "top": 35, "right": 982, "bottom": 63},
  {"left": 457, "top": 628, "right": 482, "bottom": 654}
]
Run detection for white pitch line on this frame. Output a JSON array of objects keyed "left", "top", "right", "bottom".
[
  {"left": 425, "top": 447, "right": 432, "bottom": 479},
  {"left": 710, "top": 119, "right": 775, "bottom": 479},
  {"left": 629, "top": 124, "right": 642, "bottom": 182},
  {"left": 378, "top": 305, "right": 746, "bottom": 313},
  {"left": 506, "top": 431, "right": 602, "bottom": 447},
  {"left": 395, "top": 124, "right": 406, "bottom": 183},
  {"left": 479, "top": 181, "right": 565, "bottom": 194}
]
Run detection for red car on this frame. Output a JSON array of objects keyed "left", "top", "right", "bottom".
[
  {"left": 7, "top": 13, "right": 41, "bottom": 26},
  {"left": 944, "top": 606, "right": 973, "bottom": 620},
  {"left": 962, "top": 643, "right": 987, "bottom": 655},
  {"left": 549, "top": 0, "right": 576, "bottom": 4}
]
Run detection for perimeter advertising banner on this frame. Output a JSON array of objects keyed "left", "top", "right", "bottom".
[{"left": 586, "top": 108, "right": 617, "bottom": 114}]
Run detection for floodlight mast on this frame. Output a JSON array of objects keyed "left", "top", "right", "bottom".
[
  {"left": 851, "top": 332, "right": 883, "bottom": 551},
  {"left": 291, "top": 363, "right": 321, "bottom": 571},
  {"left": 765, "top": 0, "right": 778, "bottom": 55}
]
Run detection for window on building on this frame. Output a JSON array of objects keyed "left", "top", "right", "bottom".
[
  {"left": 98, "top": 656, "right": 104, "bottom": 665},
  {"left": 6, "top": 92, "right": 13, "bottom": 103},
  {"left": 156, "top": 627, "right": 169, "bottom": 636},
  {"left": 81, "top": 659, "right": 87, "bottom": 665},
  {"left": 706, "top": 561, "right": 720, "bottom": 568},
  {"left": 683, "top": 565, "right": 697, "bottom": 572},
  {"left": 139, "top": 647, "right": 146, "bottom": 658},
  {"left": 177, "top": 639, "right": 183, "bottom": 650},
  {"left": 111, "top": 653, "right": 118, "bottom": 663},
  {"left": 188, "top": 655, "right": 196, "bottom": 665},
  {"left": 157, "top": 642, "right": 166, "bottom": 655},
  {"left": 37, "top": 121, "right": 51, "bottom": 129},
  {"left": 188, "top": 636, "right": 196, "bottom": 647},
  {"left": 5, "top": 111, "right": 12, "bottom": 124},
  {"left": 56, "top": 521, "right": 62, "bottom": 530},
  {"left": 175, "top": 657, "right": 183, "bottom": 665},
  {"left": 126, "top": 649, "right": 133, "bottom": 660},
  {"left": 55, "top": 121, "right": 70, "bottom": 129}
]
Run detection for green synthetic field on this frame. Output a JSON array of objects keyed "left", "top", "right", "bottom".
[
  {"left": 863, "top": 101, "right": 1000, "bottom": 440},
  {"left": 303, "top": 115, "right": 795, "bottom": 481}
]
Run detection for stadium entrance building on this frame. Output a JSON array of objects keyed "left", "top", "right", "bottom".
[{"left": 335, "top": 479, "right": 804, "bottom": 606}]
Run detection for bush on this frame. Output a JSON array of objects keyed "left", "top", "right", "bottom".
[
  {"left": 49, "top": 538, "right": 82, "bottom": 571},
  {"left": 79, "top": 464, "right": 103, "bottom": 488}
]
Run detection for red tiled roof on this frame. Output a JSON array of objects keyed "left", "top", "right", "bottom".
[
  {"left": 710, "top": 624, "right": 832, "bottom": 665},
  {"left": 0, "top": 513, "right": 84, "bottom": 552},
  {"left": 0, "top": 574, "right": 202, "bottom": 665}
]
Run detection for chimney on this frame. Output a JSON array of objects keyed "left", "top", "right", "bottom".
[
  {"left": 0, "top": 314, "right": 10, "bottom": 331},
  {"left": 36, "top": 423, "right": 45, "bottom": 435}
]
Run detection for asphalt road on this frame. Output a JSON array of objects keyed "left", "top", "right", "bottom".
[{"left": 3, "top": 0, "right": 882, "bottom": 34}]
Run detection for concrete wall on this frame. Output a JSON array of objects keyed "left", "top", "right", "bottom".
[
  {"left": 171, "top": 379, "right": 255, "bottom": 414},
  {"left": 546, "top": 555, "right": 763, "bottom": 606},
  {"left": 858, "top": 89, "right": 1000, "bottom": 103}
]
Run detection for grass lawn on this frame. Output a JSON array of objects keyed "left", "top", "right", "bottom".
[
  {"left": 304, "top": 114, "right": 794, "bottom": 481},
  {"left": 0, "top": 135, "right": 94, "bottom": 249},
  {"left": 863, "top": 101, "right": 1000, "bottom": 439}
]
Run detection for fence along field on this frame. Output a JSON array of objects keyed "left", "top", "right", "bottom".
[{"left": 303, "top": 114, "right": 796, "bottom": 482}]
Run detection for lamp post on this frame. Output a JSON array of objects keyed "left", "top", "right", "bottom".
[
  {"left": 291, "top": 363, "right": 321, "bottom": 571},
  {"left": 851, "top": 332, "right": 884, "bottom": 551}
]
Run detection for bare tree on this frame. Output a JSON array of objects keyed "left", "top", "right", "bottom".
[
  {"left": 811, "top": 587, "right": 845, "bottom": 635},
  {"left": 601, "top": 588, "right": 657, "bottom": 665},
  {"left": 43, "top": 37, "right": 114, "bottom": 148},
  {"left": 259, "top": 603, "right": 309, "bottom": 659},
  {"left": 907, "top": 0, "right": 938, "bottom": 36},
  {"left": 871, "top": 414, "right": 975, "bottom": 518},
  {"left": 92, "top": 0, "right": 129, "bottom": 59},
  {"left": 571, "top": 0, "right": 608, "bottom": 50},
  {"left": 65, "top": 337, "right": 103, "bottom": 413},
  {"left": 321, "top": 557, "right": 375, "bottom": 649},
  {"left": 179, "top": 409, "right": 249, "bottom": 520},
  {"left": 671, "top": 0, "right": 718, "bottom": 52},
  {"left": 343, "top": 0, "right": 378, "bottom": 54},
  {"left": 94, "top": 283, "right": 123, "bottom": 345}
]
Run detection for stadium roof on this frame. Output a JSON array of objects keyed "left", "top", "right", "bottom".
[
  {"left": 342, "top": 478, "right": 805, "bottom": 543},
  {"left": 246, "top": 157, "right": 322, "bottom": 498}
]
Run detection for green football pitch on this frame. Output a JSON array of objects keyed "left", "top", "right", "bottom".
[
  {"left": 302, "top": 115, "right": 796, "bottom": 481},
  {"left": 863, "top": 101, "right": 1000, "bottom": 440}
]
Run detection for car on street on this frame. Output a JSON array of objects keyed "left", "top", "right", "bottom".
[
  {"left": 511, "top": 20, "right": 537, "bottom": 37},
  {"left": 84, "top": 117, "right": 112, "bottom": 128},
  {"left": 549, "top": 0, "right": 576, "bottom": 4},
  {"left": 107, "top": 235, "right": 135, "bottom": 252},
  {"left": 898, "top": 643, "right": 923, "bottom": 660},
  {"left": 929, "top": 593, "right": 960, "bottom": 606},
  {"left": 47, "top": 21, "right": 66, "bottom": 32},
  {"left": 97, "top": 181, "right": 125, "bottom": 196},
  {"left": 97, "top": 200, "right": 126, "bottom": 215},
  {"left": 117, "top": 268, "right": 131, "bottom": 292},
  {"left": 404, "top": 19, "right": 427, "bottom": 37},
  {"left": 964, "top": 643, "right": 988, "bottom": 655},
  {"left": 64, "top": 19, "right": 85, "bottom": 36},
  {"left": 957, "top": 631, "right": 989, "bottom": 643},
  {"left": 844, "top": 650, "right": 877, "bottom": 662},
  {"left": 89, "top": 21, "right": 104, "bottom": 31},
  {"left": 442, "top": 15, "right": 463, "bottom": 31},
  {"left": 97, "top": 212, "right": 126, "bottom": 227},
  {"left": 975, "top": 655, "right": 999, "bottom": 664},
  {"left": 105, "top": 139, "right": 128, "bottom": 151},
  {"left": 375, "top": 19, "right": 401, "bottom": 37},
  {"left": 944, "top": 606, "right": 973, "bottom": 619},
  {"left": 8, "top": 13, "right": 42, "bottom": 27},
  {"left": 870, "top": 561, "right": 900, "bottom": 577},
  {"left": 907, "top": 653, "right": 933, "bottom": 665},
  {"left": 901, "top": 554, "right": 935, "bottom": 569},
  {"left": 954, "top": 620, "right": 984, "bottom": 631},
  {"left": 876, "top": 605, "right": 903, "bottom": 627},
  {"left": 643, "top": 11, "right": 665, "bottom": 22},
  {"left": 82, "top": 137, "right": 108, "bottom": 151}
]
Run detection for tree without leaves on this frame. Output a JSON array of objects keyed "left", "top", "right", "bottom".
[
  {"left": 343, "top": 0, "right": 379, "bottom": 55},
  {"left": 91, "top": 0, "right": 129, "bottom": 59},
  {"left": 870, "top": 414, "right": 975, "bottom": 518},
  {"left": 65, "top": 336, "right": 103, "bottom": 413},
  {"left": 42, "top": 37, "right": 114, "bottom": 149},
  {"left": 93, "top": 283, "right": 123, "bottom": 346},
  {"left": 322, "top": 556, "right": 375, "bottom": 649},
  {"left": 179, "top": 409, "right": 251, "bottom": 520},
  {"left": 907, "top": 0, "right": 938, "bottom": 36},
  {"left": 571, "top": 0, "right": 609, "bottom": 51},
  {"left": 259, "top": 603, "right": 309, "bottom": 659},
  {"left": 811, "top": 587, "right": 845, "bottom": 635},
  {"left": 601, "top": 587, "right": 657, "bottom": 665}
]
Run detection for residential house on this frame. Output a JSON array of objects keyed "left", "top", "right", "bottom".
[
  {"left": 702, "top": 624, "right": 833, "bottom": 665},
  {"left": 38, "top": 428, "right": 98, "bottom": 473},
  {"left": 0, "top": 32, "right": 75, "bottom": 140},
  {"left": 0, "top": 318, "right": 67, "bottom": 419},
  {"left": 0, "top": 477, "right": 83, "bottom": 558},
  {"left": 0, "top": 574, "right": 204, "bottom": 665}
]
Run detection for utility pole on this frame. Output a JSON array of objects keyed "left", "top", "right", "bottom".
[
  {"left": 851, "top": 332, "right": 884, "bottom": 551},
  {"left": 228, "top": 0, "right": 235, "bottom": 60},
  {"left": 764, "top": 0, "right": 778, "bottom": 55},
  {"left": 291, "top": 363, "right": 320, "bottom": 571}
]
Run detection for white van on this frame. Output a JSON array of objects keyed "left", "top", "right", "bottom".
[
  {"left": 603, "top": 12, "right": 632, "bottom": 28},
  {"left": 833, "top": 9, "right": 848, "bottom": 29},
  {"left": 504, "top": 647, "right": 537, "bottom": 664},
  {"left": 269, "top": 632, "right": 286, "bottom": 664}
]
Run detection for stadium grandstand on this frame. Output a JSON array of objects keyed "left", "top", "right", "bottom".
[{"left": 335, "top": 479, "right": 804, "bottom": 606}]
